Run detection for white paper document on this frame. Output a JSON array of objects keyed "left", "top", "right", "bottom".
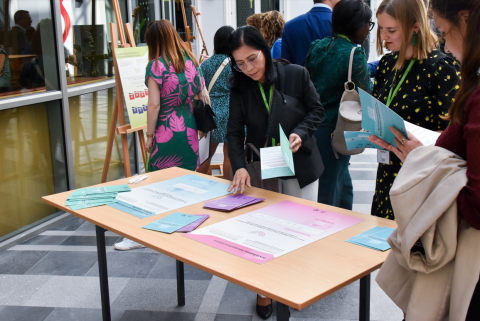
[
  {"left": 199, "top": 132, "right": 211, "bottom": 165},
  {"left": 260, "top": 125, "right": 295, "bottom": 179},
  {"left": 405, "top": 121, "right": 441, "bottom": 146}
]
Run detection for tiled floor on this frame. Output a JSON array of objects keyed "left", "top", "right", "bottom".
[{"left": 0, "top": 149, "right": 404, "bottom": 321}]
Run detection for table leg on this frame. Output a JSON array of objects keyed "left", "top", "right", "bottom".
[
  {"left": 359, "top": 274, "right": 371, "bottom": 321},
  {"left": 276, "top": 301, "right": 290, "bottom": 321},
  {"left": 176, "top": 260, "right": 185, "bottom": 306},
  {"left": 95, "top": 226, "right": 111, "bottom": 321}
]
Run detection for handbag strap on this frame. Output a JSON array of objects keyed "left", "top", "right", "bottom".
[
  {"left": 346, "top": 47, "right": 357, "bottom": 89},
  {"left": 208, "top": 57, "right": 230, "bottom": 93}
]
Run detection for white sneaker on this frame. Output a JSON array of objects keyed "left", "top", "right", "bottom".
[{"left": 114, "top": 238, "right": 146, "bottom": 251}]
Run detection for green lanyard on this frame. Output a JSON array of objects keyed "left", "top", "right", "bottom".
[
  {"left": 386, "top": 59, "right": 416, "bottom": 107},
  {"left": 336, "top": 34, "right": 351, "bottom": 42},
  {"left": 258, "top": 82, "right": 276, "bottom": 146}
]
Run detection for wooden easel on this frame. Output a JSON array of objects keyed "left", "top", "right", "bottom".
[
  {"left": 191, "top": 5, "right": 209, "bottom": 63},
  {"left": 179, "top": 0, "right": 195, "bottom": 51},
  {"left": 101, "top": 0, "right": 147, "bottom": 183}
]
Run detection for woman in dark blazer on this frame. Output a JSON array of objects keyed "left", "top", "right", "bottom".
[{"left": 225, "top": 26, "right": 324, "bottom": 319}]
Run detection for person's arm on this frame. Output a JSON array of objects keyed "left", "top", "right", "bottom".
[
  {"left": 368, "top": 60, "right": 380, "bottom": 78},
  {"left": 351, "top": 48, "right": 374, "bottom": 94},
  {"left": 0, "top": 53, "right": 5, "bottom": 74},
  {"left": 432, "top": 59, "right": 461, "bottom": 130},
  {"left": 280, "top": 28, "right": 293, "bottom": 63},
  {"left": 290, "top": 68, "right": 325, "bottom": 147},
  {"left": 146, "top": 76, "right": 161, "bottom": 150},
  {"left": 196, "top": 63, "right": 211, "bottom": 105},
  {"left": 457, "top": 90, "right": 480, "bottom": 229}
]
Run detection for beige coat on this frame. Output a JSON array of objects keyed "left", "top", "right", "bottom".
[{"left": 376, "top": 146, "right": 480, "bottom": 321}]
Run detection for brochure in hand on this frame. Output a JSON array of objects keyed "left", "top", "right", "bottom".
[
  {"left": 260, "top": 124, "right": 295, "bottom": 179},
  {"left": 142, "top": 212, "right": 202, "bottom": 234},
  {"left": 346, "top": 226, "right": 395, "bottom": 251},
  {"left": 66, "top": 184, "right": 131, "bottom": 210},
  {"left": 203, "top": 194, "right": 264, "bottom": 212},
  {"left": 176, "top": 214, "right": 210, "bottom": 232}
]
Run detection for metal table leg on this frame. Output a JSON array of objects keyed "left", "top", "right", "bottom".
[
  {"left": 176, "top": 260, "right": 185, "bottom": 306},
  {"left": 359, "top": 274, "right": 371, "bottom": 321},
  {"left": 95, "top": 226, "right": 111, "bottom": 321},
  {"left": 276, "top": 301, "right": 290, "bottom": 321}
]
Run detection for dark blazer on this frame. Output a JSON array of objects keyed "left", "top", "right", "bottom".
[
  {"left": 281, "top": 7, "right": 333, "bottom": 65},
  {"left": 227, "top": 62, "right": 325, "bottom": 189}
]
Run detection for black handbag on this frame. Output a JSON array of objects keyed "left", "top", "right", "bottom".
[{"left": 192, "top": 95, "right": 217, "bottom": 133}]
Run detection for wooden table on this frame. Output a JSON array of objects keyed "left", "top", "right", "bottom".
[{"left": 42, "top": 167, "right": 397, "bottom": 321}]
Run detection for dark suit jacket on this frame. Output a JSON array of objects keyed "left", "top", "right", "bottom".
[
  {"left": 227, "top": 63, "right": 325, "bottom": 188},
  {"left": 281, "top": 7, "right": 332, "bottom": 65}
]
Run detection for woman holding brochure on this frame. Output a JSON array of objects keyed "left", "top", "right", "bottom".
[
  {"left": 114, "top": 20, "right": 210, "bottom": 251},
  {"left": 225, "top": 26, "right": 324, "bottom": 319},
  {"left": 369, "top": 0, "right": 480, "bottom": 318},
  {"left": 370, "top": 0, "right": 460, "bottom": 220},
  {"left": 305, "top": 0, "right": 373, "bottom": 210}
]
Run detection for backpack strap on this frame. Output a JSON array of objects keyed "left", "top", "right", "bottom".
[
  {"left": 346, "top": 47, "right": 357, "bottom": 90},
  {"left": 208, "top": 57, "right": 230, "bottom": 93}
]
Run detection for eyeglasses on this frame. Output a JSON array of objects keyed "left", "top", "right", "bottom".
[
  {"left": 234, "top": 51, "right": 262, "bottom": 72},
  {"left": 368, "top": 21, "right": 376, "bottom": 31}
]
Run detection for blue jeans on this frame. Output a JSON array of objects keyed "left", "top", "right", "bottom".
[{"left": 314, "top": 126, "right": 354, "bottom": 210}]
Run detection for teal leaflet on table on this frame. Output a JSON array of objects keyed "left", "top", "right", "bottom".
[
  {"left": 344, "top": 131, "right": 383, "bottom": 150},
  {"left": 142, "top": 212, "right": 202, "bottom": 234},
  {"left": 346, "top": 226, "right": 395, "bottom": 251},
  {"left": 356, "top": 89, "right": 408, "bottom": 148},
  {"left": 260, "top": 124, "right": 295, "bottom": 179},
  {"left": 109, "top": 174, "right": 231, "bottom": 218}
]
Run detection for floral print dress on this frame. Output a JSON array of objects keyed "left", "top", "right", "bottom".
[{"left": 145, "top": 56, "right": 205, "bottom": 171}]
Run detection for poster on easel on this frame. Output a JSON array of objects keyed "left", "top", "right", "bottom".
[{"left": 115, "top": 47, "right": 149, "bottom": 129}]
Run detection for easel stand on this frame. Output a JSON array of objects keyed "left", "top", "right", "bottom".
[{"left": 101, "top": 0, "right": 147, "bottom": 183}]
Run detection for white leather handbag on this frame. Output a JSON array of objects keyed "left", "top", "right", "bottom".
[{"left": 331, "top": 46, "right": 364, "bottom": 159}]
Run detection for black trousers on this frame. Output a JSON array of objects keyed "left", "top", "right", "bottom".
[{"left": 466, "top": 280, "right": 480, "bottom": 320}]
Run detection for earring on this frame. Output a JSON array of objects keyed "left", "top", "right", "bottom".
[{"left": 413, "top": 32, "right": 418, "bottom": 46}]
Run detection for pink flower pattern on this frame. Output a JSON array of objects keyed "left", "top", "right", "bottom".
[{"left": 146, "top": 56, "right": 203, "bottom": 172}]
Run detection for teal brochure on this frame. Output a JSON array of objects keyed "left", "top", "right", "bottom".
[
  {"left": 142, "top": 212, "right": 202, "bottom": 234},
  {"left": 109, "top": 174, "right": 231, "bottom": 218},
  {"left": 66, "top": 197, "right": 117, "bottom": 206},
  {"left": 68, "top": 192, "right": 118, "bottom": 200},
  {"left": 358, "top": 88, "right": 408, "bottom": 147},
  {"left": 260, "top": 124, "right": 295, "bottom": 179},
  {"left": 85, "top": 184, "right": 131, "bottom": 194},
  {"left": 346, "top": 226, "right": 395, "bottom": 251},
  {"left": 69, "top": 199, "right": 119, "bottom": 211},
  {"left": 344, "top": 131, "right": 382, "bottom": 151}
]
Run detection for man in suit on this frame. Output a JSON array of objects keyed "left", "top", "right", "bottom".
[
  {"left": 281, "top": 0, "right": 340, "bottom": 65},
  {"left": 9, "top": 10, "right": 34, "bottom": 55}
]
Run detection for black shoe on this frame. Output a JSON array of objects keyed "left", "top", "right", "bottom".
[{"left": 256, "top": 295, "right": 273, "bottom": 320}]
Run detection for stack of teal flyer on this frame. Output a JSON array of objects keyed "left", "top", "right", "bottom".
[
  {"left": 66, "top": 184, "right": 131, "bottom": 210},
  {"left": 142, "top": 212, "right": 202, "bottom": 234},
  {"left": 346, "top": 226, "right": 395, "bottom": 251}
]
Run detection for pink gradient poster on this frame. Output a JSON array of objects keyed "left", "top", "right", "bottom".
[{"left": 184, "top": 200, "right": 364, "bottom": 264}]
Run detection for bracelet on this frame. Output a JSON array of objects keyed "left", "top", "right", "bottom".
[{"left": 146, "top": 132, "right": 154, "bottom": 138}]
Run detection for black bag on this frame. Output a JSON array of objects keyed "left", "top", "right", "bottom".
[{"left": 192, "top": 98, "right": 217, "bottom": 133}]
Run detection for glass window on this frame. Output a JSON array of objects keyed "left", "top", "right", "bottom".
[
  {"left": 62, "top": 0, "right": 127, "bottom": 87},
  {"left": 0, "top": 0, "right": 59, "bottom": 99},
  {"left": 131, "top": 0, "right": 156, "bottom": 45},
  {"left": 173, "top": 0, "right": 193, "bottom": 42},
  {"left": 237, "top": 0, "right": 255, "bottom": 27},
  {"left": 0, "top": 101, "right": 68, "bottom": 239},
  {"left": 69, "top": 88, "right": 136, "bottom": 188},
  {"left": 164, "top": 0, "right": 170, "bottom": 21},
  {"left": 261, "top": 0, "right": 280, "bottom": 12}
]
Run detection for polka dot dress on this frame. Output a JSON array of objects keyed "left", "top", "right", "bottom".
[{"left": 371, "top": 49, "right": 461, "bottom": 220}]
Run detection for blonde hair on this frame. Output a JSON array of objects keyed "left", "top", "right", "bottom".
[
  {"left": 376, "top": 0, "right": 438, "bottom": 69},
  {"left": 261, "top": 11, "right": 285, "bottom": 48}
]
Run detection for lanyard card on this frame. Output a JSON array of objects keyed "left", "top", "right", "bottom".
[{"left": 377, "top": 150, "right": 391, "bottom": 165}]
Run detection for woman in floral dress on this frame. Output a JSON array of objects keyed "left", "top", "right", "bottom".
[
  {"left": 144, "top": 20, "right": 210, "bottom": 172},
  {"left": 114, "top": 20, "right": 210, "bottom": 251}
]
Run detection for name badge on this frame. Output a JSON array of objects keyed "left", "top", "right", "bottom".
[{"left": 377, "top": 150, "right": 391, "bottom": 165}]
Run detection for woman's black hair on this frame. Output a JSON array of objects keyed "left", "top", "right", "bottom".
[
  {"left": 331, "top": 0, "right": 372, "bottom": 38},
  {"left": 226, "top": 25, "right": 276, "bottom": 93},
  {"left": 214, "top": 25, "right": 235, "bottom": 55}
]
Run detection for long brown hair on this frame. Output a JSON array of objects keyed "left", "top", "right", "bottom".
[
  {"left": 376, "top": 0, "right": 438, "bottom": 69},
  {"left": 145, "top": 20, "right": 198, "bottom": 73},
  {"left": 432, "top": 0, "right": 480, "bottom": 125},
  {"left": 261, "top": 11, "right": 285, "bottom": 48}
]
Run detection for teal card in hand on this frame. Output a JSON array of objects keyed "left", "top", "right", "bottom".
[
  {"left": 260, "top": 124, "right": 295, "bottom": 179},
  {"left": 142, "top": 212, "right": 202, "bottom": 234},
  {"left": 279, "top": 124, "right": 295, "bottom": 175}
]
